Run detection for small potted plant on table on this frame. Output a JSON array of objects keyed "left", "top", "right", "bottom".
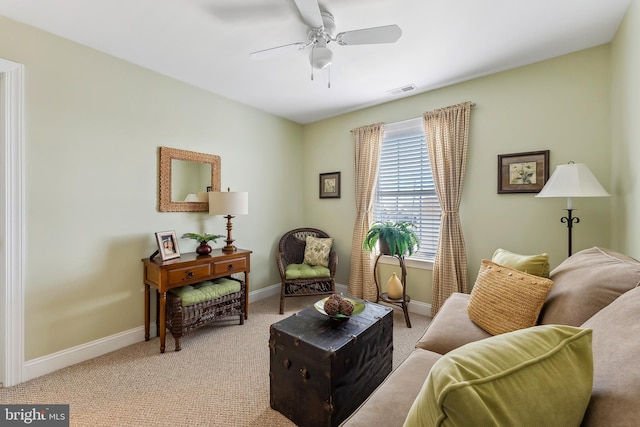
[
  {"left": 182, "top": 233, "right": 224, "bottom": 256},
  {"left": 364, "top": 220, "right": 418, "bottom": 321},
  {"left": 363, "top": 220, "right": 419, "bottom": 257}
]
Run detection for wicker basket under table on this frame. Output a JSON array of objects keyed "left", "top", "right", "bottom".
[{"left": 165, "top": 278, "right": 245, "bottom": 351}]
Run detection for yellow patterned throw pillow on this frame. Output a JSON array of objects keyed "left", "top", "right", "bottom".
[
  {"left": 303, "top": 236, "right": 334, "bottom": 267},
  {"left": 467, "top": 259, "right": 553, "bottom": 335}
]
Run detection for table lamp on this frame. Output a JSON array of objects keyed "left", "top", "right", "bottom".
[
  {"left": 209, "top": 188, "right": 249, "bottom": 253},
  {"left": 535, "top": 162, "right": 609, "bottom": 257}
]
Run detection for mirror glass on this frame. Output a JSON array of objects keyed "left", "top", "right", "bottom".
[
  {"left": 158, "top": 147, "right": 221, "bottom": 212},
  {"left": 171, "top": 160, "right": 212, "bottom": 202}
]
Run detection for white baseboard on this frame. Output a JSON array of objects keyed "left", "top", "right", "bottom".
[
  {"left": 247, "top": 282, "right": 281, "bottom": 301},
  {"left": 23, "top": 282, "right": 430, "bottom": 383},
  {"left": 24, "top": 326, "right": 143, "bottom": 382}
]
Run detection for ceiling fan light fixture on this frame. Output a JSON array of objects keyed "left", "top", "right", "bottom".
[
  {"left": 251, "top": 0, "right": 401, "bottom": 83},
  {"left": 310, "top": 43, "right": 332, "bottom": 69}
]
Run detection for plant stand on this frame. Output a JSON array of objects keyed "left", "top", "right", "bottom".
[{"left": 373, "top": 253, "right": 412, "bottom": 328}]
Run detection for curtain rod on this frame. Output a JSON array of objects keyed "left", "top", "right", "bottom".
[{"left": 350, "top": 102, "right": 476, "bottom": 132}]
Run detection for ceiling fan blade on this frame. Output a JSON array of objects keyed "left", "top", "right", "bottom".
[
  {"left": 250, "top": 42, "right": 308, "bottom": 61},
  {"left": 336, "top": 24, "right": 402, "bottom": 46},
  {"left": 293, "top": 0, "right": 323, "bottom": 28}
]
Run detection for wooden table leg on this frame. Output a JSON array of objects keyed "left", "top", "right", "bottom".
[
  {"left": 244, "top": 272, "right": 250, "bottom": 319},
  {"left": 155, "top": 291, "right": 159, "bottom": 337},
  {"left": 159, "top": 291, "right": 167, "bottom": 353},
  {"left": 144, "top": 284, "right": 150, "bottom": 341},
  {"left": 402, "top": 297, "right": 412, "bottom": 328}
]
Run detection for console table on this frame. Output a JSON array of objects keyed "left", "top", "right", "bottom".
[{"left": 142, "top": 249, "right": 251, "bottom": 353}]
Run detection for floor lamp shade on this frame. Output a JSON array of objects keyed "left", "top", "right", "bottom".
[
  {"left": 209, "top": 191, "right": 249, "bottom": 253},
  {"left": 535, "top": 162, "right": 609, "bottom": 257},
  {"left": 536, "top": 163, "right": 610, "bottom": 208}
]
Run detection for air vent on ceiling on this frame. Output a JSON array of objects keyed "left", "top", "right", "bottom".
[{"left": 388, "top": 84, "right": 417, "bottom": 96}]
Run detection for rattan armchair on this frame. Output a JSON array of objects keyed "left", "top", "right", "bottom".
[{"left": 276, "top": 227, "right": 338, "bottom": 314}]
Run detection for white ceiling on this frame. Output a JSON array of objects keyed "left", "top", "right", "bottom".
[{"left": 0, "top": 0, "right": 632, "bottom": 124}]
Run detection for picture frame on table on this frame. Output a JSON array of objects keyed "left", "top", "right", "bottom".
[
  {"left": 498, "top": 150, "right": 550, "bottom": 194},
  {"left": 319, "top": 172, "right": 341, "bottom": 199},
  {"left": 155, "top": 230, "right": 181, "bottom": 261}
]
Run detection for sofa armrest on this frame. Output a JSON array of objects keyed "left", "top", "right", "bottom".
[{"left": 415, "top": 292, "right": 492, "bottom": 354}]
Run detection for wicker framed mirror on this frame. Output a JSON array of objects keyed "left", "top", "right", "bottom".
[{"left": 158, "top": 147, "right": 221, "bottom": 212}]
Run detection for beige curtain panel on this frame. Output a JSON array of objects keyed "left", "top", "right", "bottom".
[
  {"left": 348, "top": 123, "right": 384, "bottom": 301},
  {"left": 424, "top": 101, "right": 473, "bottom": 315}
]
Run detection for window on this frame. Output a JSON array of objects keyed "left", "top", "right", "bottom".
[{"left": 373, "top": 118, "right": 441, "bottom": 260}]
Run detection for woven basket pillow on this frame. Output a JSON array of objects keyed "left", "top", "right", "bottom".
[{"left": 468, "top": 259, "right": 553, "bottom": 335}]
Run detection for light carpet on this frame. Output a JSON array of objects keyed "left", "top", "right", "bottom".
[{"left": 0, "top": 294, "right": 431, "bottom": 426}]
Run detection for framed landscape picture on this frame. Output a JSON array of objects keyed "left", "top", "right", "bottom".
[
  {"left": 319, "top": 172, "right": 341, "bottom": 199},
  {"left": 498, "top": 150, "right": 550, "bottom": 194}
]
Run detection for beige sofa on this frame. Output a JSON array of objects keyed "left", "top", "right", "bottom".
[{"left": 343, "top": 247, "right": 640, "bottom": 426}]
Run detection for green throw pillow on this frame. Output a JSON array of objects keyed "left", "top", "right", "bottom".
[
  {"left": 303, "top": 236, "right": 334, "bottom": 267},
  {"left": 492, "top": 248, "right": 550, "bottom": 277},
  {"left": 403, "top": 325, "right": 593, "bottom": 427}
]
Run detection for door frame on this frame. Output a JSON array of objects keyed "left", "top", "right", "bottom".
[{"left": 0, "top": 58, "right": 25, "bottom": 387}]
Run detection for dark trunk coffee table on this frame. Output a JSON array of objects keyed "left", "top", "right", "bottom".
[{"left": 269, "top": 297, "right": 393, "bottom": 427}]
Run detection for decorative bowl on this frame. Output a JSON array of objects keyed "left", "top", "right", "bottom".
[{"left": 314, "top": 296, "right": 365, "bottom": 323}]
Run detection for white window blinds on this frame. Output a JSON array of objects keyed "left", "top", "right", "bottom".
[{"left": 374, "top": 118, "right": 441, "bottom": 260}]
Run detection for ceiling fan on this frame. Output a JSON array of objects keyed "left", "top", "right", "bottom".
[{"left": 249, "top": 0, "right": 402, "bottom": 86}]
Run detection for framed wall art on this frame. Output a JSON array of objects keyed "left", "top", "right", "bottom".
[
  {"left": 319, "top": 172, "right": 341, "bottom": 199},
  {"left": 155, "top": 230, "right": 181, "bottom": 261},
  {"left": 498, "top": 150, "right": 550, "bottom": 194}
]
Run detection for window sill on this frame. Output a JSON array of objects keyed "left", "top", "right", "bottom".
[{"left": 377, "top": 255, "right": 434, "bottom": 271}]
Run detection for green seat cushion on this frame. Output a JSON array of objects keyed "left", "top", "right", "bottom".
[
  {"left": 285, "top": 263, "right": 331, "bottom": 279},
  {"left": 169, "top": 278, "right": 241, "bottom": 307},
  {"left": 492, "top": 248, "right": 550, "bottom": 277},
  {"left": 403, "top": 325, "right": 593, "bottom": 427}
]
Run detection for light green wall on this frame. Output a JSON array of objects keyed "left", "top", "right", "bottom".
[
  {"left": 0, "top": 16, "right": 303, "bottom": 359},
  {"left": 3, "top": 4, "right": 637, "bottom": 360},
  {"left": 303, "top": 45, "right": 612, "bottom": 299},
  {"left": 611, "top": 0, "right": 640, "bottom": 258}
]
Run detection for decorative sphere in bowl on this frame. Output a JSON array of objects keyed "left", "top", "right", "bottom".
[
  {"left": 314, "top": 295, "right": 365, "bottom": 322},
  {"left": 323, "top": 298, "right": 341, "bottom": 316}
]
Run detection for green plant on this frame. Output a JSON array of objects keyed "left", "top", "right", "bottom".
[
  {"left": 181, "top": 233, "right": 224, "bottom": 245},
  {"left": 363, "top": 220, "right": 419, "bottom": 256}
]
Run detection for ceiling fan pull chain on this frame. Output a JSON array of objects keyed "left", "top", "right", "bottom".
[{"left": 328, "top": 65, "right": 331, "bottom": 89}]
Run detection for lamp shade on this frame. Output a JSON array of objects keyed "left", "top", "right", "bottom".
[
  {"left": 536, "top": 163, "right": 609, "bottom": 201},
  {"left": 310, "top": 40, "right": 332, "bottom": 70},
  {"left": 208, "top": 191, "right": 249, "bottom": 216}
]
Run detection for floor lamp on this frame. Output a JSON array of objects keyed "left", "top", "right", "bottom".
[
  {"left": 535, "top": 162, "right": 609, "bottom": 257},
  {"left": 209, "top": 188, "right": 249, "bottom": 253}
]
